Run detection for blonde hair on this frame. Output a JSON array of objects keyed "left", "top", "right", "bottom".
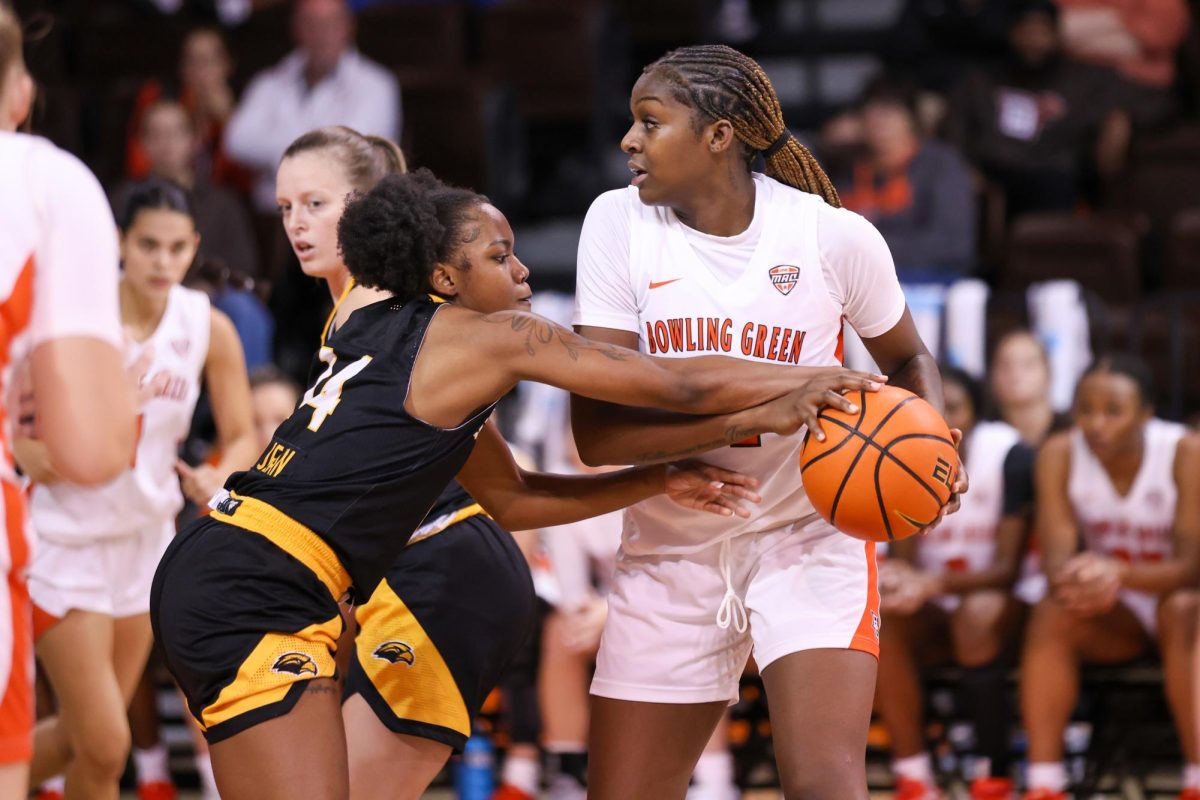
[{"left": 282, "top": 126, "right": 407, "bottom": 193}]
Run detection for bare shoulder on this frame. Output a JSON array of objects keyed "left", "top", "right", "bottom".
[
  {"left": 1175, "top": 431, "right": 1200, "bottom": 467},
  {"left": 1038, "top": 431, "right": 1072, "bottom": 469}
]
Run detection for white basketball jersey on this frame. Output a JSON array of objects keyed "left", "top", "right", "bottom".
[
  {"left": 1068, "top": 418, "right": 1184, "bottom": 563},
  {"left": 574, "top": 174, "right": 906, "bottom": 555},
  {"left": 917, "top": 421, "right": 1022, "bottom": 575},
  {"left": 0, "top": 133, "right": 122, "bottom": 570},
  {"left": 32, "top": 286, "right": 210, "bottom": 543}
]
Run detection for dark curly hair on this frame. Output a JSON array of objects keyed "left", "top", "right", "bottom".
[{"left": 337, "top": 169, "right": 488, "bottom": 302}]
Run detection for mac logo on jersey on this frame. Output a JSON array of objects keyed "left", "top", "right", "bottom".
[
  {"left": 768, "top": 264, "right": 800, "bottom": 296},
  {"left": 373, "top": 641, "right": 415, "bottom": 666},
  {"left": 271, "top": 652, "right": 319, "bottom": 676}
]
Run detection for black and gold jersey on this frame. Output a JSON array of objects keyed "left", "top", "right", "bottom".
[{"left": 222, "top": 295, "right": 494, "bottom": 597}]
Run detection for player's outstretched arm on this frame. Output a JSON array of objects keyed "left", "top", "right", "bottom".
[
  {"left": 477, "top": 310, "right": 880, "bottom": 416},
  {"left": 456, "top": 422, "right": 762, "bottom": 531},
  {"left": 568, "top": 326, "right": 882, "bottom": 466}
]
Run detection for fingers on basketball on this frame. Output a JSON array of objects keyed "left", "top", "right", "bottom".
[{"left": 800, "top": 385, "right": 957, "bottom": 543}]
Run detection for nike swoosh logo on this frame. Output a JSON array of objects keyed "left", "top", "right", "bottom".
[{"left": 648, "top": 278, "right": 683, "bottom": 290}]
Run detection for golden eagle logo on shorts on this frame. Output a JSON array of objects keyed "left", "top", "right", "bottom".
[
  {"left": 373, "top": 641, "right": 415, "bottom": 666},
  {"left": 271, "top": 652, "right": 319, "bottom": 676}
]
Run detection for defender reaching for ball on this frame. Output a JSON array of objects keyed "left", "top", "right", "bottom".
[
  {"left": 150, "top": 167, "right": 881, "bottom": 800},
  {"left": 571, "top": 45, "right": 967, "bottom": 800}
]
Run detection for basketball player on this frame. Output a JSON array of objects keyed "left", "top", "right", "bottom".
[
  {"left": 273, "top": 128, "right": 783, "bottom": 799},
  {"left": 570, "top": 45, "right": 967, "bottom": 800},
  {"left": 151, "top": 163, "right": 880, "bottom": 797},
  {"left": 876, "top": 367, "right": 1033, "bottom": 800},
  {"left": 0, "top": 6, "right": 137, "bottom": 795},
  {"left": 20, "top": 180, "right": 257, "bottom": 800},
  {"left": 1020, "top": 356, "right": 1200, "bottom": 800}
]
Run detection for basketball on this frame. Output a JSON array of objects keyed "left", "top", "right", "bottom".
[{"left": 800, "top": 385, "right": 958, "bottom": 543}]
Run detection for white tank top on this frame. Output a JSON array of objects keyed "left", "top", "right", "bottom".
[
  {"left": 0, "top": 133, "right": 123, "bottom": 569},
  {"left": 574, "top": 174, "right": 907, "bottom": 555},
  {"left": 31, "top": 285, "right": 210, "bottom": 543},
  {"left": 917, "top": 421, "right": 1021, "bottom": 575},
  {"left": 1068, "top": 418, "right": 1184, "bottom": 563}
]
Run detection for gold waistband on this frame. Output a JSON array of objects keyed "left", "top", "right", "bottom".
[{"left": 210, "top": 491, "right": 351, "bottom": 599}]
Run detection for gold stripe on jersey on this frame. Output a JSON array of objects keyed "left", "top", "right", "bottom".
[
  {"left": 407, "top": 503, "right": 488, "bottom": 546},
  {"left": 320, "top": 278, "right": 358, "bottom": 347},
  {"left": 211, "top": 492, "right": 351, "bottom": 599},
  {"left": 354, "top": 578, "right": 469, "bottom": 737},
  {"left": 199, "top": 615, "right": 341, "bottom": 731}
]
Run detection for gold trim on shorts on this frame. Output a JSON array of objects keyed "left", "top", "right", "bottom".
[{"left": 210, "top": 491, "right": 351, "bottom": 599}]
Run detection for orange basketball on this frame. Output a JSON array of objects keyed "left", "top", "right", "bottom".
[{"left": 800, "top": 385, "right": 958, "bottom": 543}]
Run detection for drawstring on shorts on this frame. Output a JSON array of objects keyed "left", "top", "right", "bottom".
[{"left": 715, "top": 538, "right": 748, "bottom": 633}]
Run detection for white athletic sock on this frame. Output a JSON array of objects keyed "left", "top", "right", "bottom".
[
  {"left": 1026, "top": 762, "right": 1067, "bottom": 792},
  {"left": 893, "top": 752, "right": 935, "bottom": 785},
  {"left": 691, "top": 751, "right": 735, "bottom": 788},
  {"left": 195, "top": 752, "right": 219, "bottom": 800},
  {"left": 1184, "top": 763, "right": 1200, "bottom": 789},
  {"left": 133, "top": 743, "right": 171, "bottom": 785},
  {"left": 501, "top": 753, "right": 540, "bottom": 795},
  {"left": 40, "top": 775, "right": 65, "bottom": 794}
]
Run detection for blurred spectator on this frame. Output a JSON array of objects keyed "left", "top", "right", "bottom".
[
  {"left": 1055, "top": 0, "right": 1191, "bottom": 127},
  {"left": 126, "top": 27, "right": 253, "bottom": 194},
  {"left": 113, "top": 99, "right": 260, "bottom": 281},
  {"left": 989, "top": 330, "right": 1073, "bottom": 445},
  {"left": 249, "top": 366, "right": 301, "bottom": 450},
  {"left": 947, "top": 1, "right": 1131, "bottom": 218},
  {"left": 223, "top": 0, "right": 400, "bottom": 210},
  {"left": 837, "top": 80, "right": 977, "bottom": 282}
]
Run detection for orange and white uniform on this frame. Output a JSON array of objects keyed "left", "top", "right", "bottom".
[
  {"left": 29, "top": 285, "right": 209, "bottom": 624},
  {"left": 573, "top": 174, "right": 905, "bottom": 703},
  {"left": 1068, "top": 417, "right": 1186, "bottom": 634},
  {"left": 0, "top": 132, "right": 122, "bottom": 761}
]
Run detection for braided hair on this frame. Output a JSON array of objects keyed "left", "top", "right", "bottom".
[{"left": 646, "top": 45, "right": 840, "bottom": 208}]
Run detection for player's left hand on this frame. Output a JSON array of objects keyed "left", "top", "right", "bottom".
[
  {"left": 1053, "top": 552, "right": 1122, "bottom": 616},
  {"left": 916, "top": 427, "right": 969, "bottom": 536},
  {"left": 176, "top": 460, "right": 226, "bottom": 507},
  {"left": 664, "top": 461, "right": 761, "bottom": 518}
]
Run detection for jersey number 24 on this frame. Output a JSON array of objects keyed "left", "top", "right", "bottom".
[{"left": 301, "top": 346, "right": 373, "bottom": 432}]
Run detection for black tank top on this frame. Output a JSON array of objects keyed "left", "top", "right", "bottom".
[{"left": 226, "top": 295, "right": 494, "bottom": 595}]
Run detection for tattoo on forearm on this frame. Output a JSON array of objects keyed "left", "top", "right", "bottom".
[
  {"left": 483, "top": 312, "right": 635, "bottom": 362},
  {"left": 632, "top": 424, "right": 759, "bottom": 463}
]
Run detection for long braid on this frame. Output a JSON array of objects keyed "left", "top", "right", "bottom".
[{"left": 649, "top": 45, "right": 841, "bottom": 208}]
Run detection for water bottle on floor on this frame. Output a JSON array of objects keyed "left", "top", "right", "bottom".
[{"left": 456, "top": 729, "right": 495, "bottom": 800}]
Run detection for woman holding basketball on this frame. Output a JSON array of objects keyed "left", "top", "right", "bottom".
[
  {"left": 152, "top": 162, "right": 881, "bottom": 798},
  {"left": 1019, "top": 356, "right": 1200, "bottom": 800},
  {"left": 272, "top": 127, "right": 786, "bottom": 799},
  {"left": 571, "top": 45, "right": 965, "bottom": 799}
]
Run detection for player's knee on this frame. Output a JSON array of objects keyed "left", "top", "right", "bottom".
[
  {"left": 71, "top": 720, "right": 132, "bottom": 779},
  {"left": 1157, "top": 589, "right": 1200, "bottom": 634},
  {"left": 951, "top": 591, "right": 1009, "bottom": 665}
]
